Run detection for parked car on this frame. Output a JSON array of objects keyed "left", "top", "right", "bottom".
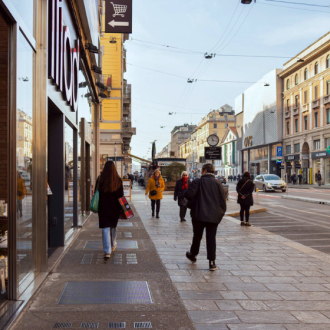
[
  {"left": 216, "top": 176, "right": 227, "bottom": 184},
  {"left": 254, "top": 174, "right": 286, "bottom": 192}
]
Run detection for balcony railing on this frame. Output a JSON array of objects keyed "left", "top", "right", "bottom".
[
  {"left": 123, "top": 106, "right": 131, "bottom": 115},
  {"left": 301, "top": 104, "right": 309, "bottom": 113},
  {"left": 293, "top": 107, "right": 299, "bottom": 115},
  {"left": 312, "top": 100, "right": 319, "bottom": 109},
  {"left": 285, "top": 111, "right": 290, "bottom": 119},
  {"left": 122, "top": 127, "right": 136, "bottom": 135},
  {"left": 324, "top": 95, "right": 330, "bottom": 105}
]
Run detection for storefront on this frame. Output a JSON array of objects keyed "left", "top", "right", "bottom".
[
  {"left": 0, "top": 0, "right": 100, "bottom": 310},
  {"left": 284, "top": 154, "right": 300, "bottom": 182},
  {"left": 312, "top": 151, "right": 330, "bottom": 185}
]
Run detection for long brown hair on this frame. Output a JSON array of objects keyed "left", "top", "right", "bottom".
[
  {"left": 243, "top": 171, "right": 251, "bottom": 179},
  {"left": 99, "top": 161, "right": 122, "bottom": 193}
]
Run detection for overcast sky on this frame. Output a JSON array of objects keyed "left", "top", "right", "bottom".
[{"left": 124, "top": 0, "right": 330, "bottom": 163}]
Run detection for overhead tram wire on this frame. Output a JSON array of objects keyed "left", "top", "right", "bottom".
[
  {"left": 262, "top": 0, "right": 330, "bottom": 8},
  {"left": 257, "top": 1, "right": 330, "bottom": 13}
]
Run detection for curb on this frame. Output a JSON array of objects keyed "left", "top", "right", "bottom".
[
  {"left": 226, "top": 207, "right": 267, "bottom": 217},
  {"left": 281, "top": 195, "right": 330, "bottom": 205}
]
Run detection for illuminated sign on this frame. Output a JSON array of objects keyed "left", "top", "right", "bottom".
[
  {"left": 48, "top": 0, "right": 79, "bottom": 112},
  {"left": 244, "top": 135, "right": 252, "bottom": 147}
]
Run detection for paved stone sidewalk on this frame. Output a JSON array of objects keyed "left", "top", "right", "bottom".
[{"left": 133, "top": 191, "right": 330, "bottom": 330}]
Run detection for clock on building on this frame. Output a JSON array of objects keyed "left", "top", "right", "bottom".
[{"left": 207, "top": 134, "right": 219, "bottom": 147}]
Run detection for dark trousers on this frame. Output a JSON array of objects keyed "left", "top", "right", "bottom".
[
  {"left": 190, "top": 220, "right": 219, "bottom": 261},
  {"left": 180, "top": 205, "right": 187, "bottom": 220},
  {"left": 151, "top": 199, "right": 160, "bottom": 214},
  {"left": 240, "top": 204, "right": 250, "bottom": 222}
]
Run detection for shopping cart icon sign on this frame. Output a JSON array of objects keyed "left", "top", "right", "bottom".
[{"left": 111, "top": 2, "right": 127, "bottom": 17}]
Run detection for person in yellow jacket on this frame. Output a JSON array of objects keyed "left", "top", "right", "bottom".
[
  {"left": 145, "top": 169, "right": 165, "bottom": 218},
  {"left": 17, "top": 171, "right": 27, "bottom": 218}
]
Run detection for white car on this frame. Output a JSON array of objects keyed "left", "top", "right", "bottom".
[{"left": 254, "top": 174, "right": 286, "bottom": 192}]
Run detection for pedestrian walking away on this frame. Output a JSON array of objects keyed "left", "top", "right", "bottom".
[
  {"left": 298, "top": 173, "right": 302, "bottom": 185},
  {"left": 236, "top": 172, "right": 254, "bottom": 227},
  {"left": 185, "top": 163, "right": 227, "bottom": 271},
  {"left": 316, "top": 170, "right": 322, "bottom": 186},
  {"left": 174, "top": 171, "right": 190, "bottom": 222},
  {"left": 96, "top": 161, "right": 124, "bottom": 260},
  {"left": 145, "top": 169, "right": 165, "bottom": 218}
]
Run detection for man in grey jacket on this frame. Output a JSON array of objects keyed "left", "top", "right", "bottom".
[{"left": 185, "top": 163, "right": 227, "bottom": 271}]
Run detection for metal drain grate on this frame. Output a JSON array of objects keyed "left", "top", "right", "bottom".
[
  {"left": 80, "top": 322, "right": 99, "bottom": 328},
  {"left": 54, "top": 323, "right": 72, "bottom": 328},
  {"left": 134, "top": 322, "right": 152, "bottom": 329},
  {"left": 108, "top": 322, "right": 126, "bottom": 328},
  {"left": 58, "top": 281, "right": 153, "bottom": 305}
]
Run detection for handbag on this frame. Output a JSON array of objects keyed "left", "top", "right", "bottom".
[
  {"left": 118, "top": 196, "right": 134, "bottom": 219},
  {"left": 150, "top": 190, "right": 157, "bottom": 196},
  {"left": 90, "top": 176, "right": 100, "bottom": 213}
]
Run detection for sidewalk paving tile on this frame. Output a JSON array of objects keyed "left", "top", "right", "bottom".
[
  {"left": 291, "top": 311, "right": 330, "bottom": 323},
  {"left": 188, "top": 310, "right": 241, "bottom": 324},
  {"left": 235, "top": 311, "right": 299, "bottom": 323}
]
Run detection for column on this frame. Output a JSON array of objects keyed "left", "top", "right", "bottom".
[
  {"left": 320, "top": 79, "right": 324, "bottom": 126},
  {"left": 291, "top": 93, "right": 294, "bottom": 134},
  {"left": 299, "top": 88, "right": 303, "bottom": 132},
  {"left": 309, "top": 84, "right": 313, "bottom": 130}
]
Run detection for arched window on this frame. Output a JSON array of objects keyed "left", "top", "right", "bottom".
[
  {"left": 315, "top": 62, "right": 319, "bottom": 75},
  {"left": 327, "top": 55, "right": 330, "bottom": 69},
  {"left": 287, "top": 79, "right": 290, "bottom": 90},
  {"left": 304, "top": 68, "right": 308, "bottom": 80},
  {"left": 295, "top": 74, "right": 299, "bottom": 85}
]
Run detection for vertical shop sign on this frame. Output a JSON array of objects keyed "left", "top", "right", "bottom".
[{"left": 48, "top": 0, "right": 79, "bottom": 112}]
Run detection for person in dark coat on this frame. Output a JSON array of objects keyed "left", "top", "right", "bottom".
[
  {"left": 236, "top": 172, "right": 254, "bottom": 227},
  {"left": 185, "top": 163, "right": 227, "bottom": 271},
  {"left": 174, "top": 171, "right": 190, "bottom": 222},
  {"left": 96, "top": 161, "right": 124, "bottom": 259}
]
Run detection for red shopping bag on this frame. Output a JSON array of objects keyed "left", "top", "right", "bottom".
[{"left": 118, "top": 196, "right": 134, "bottom": 219}]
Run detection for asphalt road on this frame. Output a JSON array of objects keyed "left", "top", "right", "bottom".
[{"left": 227, "top": 182, "right": 330, "bottom": 254}]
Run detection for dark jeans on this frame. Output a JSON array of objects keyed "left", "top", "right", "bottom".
[
  {"left": 240, "top": 204, "right": 250, "bottom": 222},
  {"left": 180, "top": 205, "right": 187, "bottom": 220},
  {"left": 190, "top": 220, "right": 219, "bottom": 261},
  {"left": 151, "top": 199, "right": 160, "bottom": 214}
]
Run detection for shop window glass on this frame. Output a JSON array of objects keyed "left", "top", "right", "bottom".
[
  {"left": 325, "top": 158, "right": 330, "bottom": 185},
  {"left": 327, "top": 109, "right": 330, "bottom": 125},
  {"left": 286, "top": 145, "right": 291, "bottom": 154},
  {"left": 16, "top": 32, "right": 35, "bottom": 283},
  {"left": 295, "top": 119, "right": 298, "bottom": 133},
  {"left": 294, "top": 143, "right": 300, "bottom": 153},
  {"left": 64, "top": 123, "right": 74, "bottom": 236},
  {"left": 314, "top": 139, "right": 320, "bottom": 150},
  {"left": 326, "top": 138, "right": 330, "bottom": 148},
  {"left": 315, "top": 112, "right": 319, "bottom": 128},
  {"left": 304, "top": 116, "right": 308, "bottom": 130},
  {"left": 10, "top": 0, "right": 35, "bottom": 37}
]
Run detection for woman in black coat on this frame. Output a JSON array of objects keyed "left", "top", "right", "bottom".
[
  {"left": 236, "top": 171, "right": 254, "bottom": 226},
  {"left": 174, "top": 171, "right": 190, "bottom": 222},
  {"left": 96, "top": 161, "right": 123, "bottom": 258}
]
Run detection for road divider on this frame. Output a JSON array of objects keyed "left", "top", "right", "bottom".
[{"left": 282, "top": 195, "right": 330, "bottom": 205}]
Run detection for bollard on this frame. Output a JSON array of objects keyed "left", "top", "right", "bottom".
[{"left": 256, "top": 188, "right": 259, "bottom": 204}]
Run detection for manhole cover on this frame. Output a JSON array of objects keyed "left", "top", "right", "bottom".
[
  {"left": 80, "top": 322, "right": 99, "bottom": 328},
  {"left": 84, "top": 241, "right": 138, "bottom": 250},
  {"left": 134, "top": 322, "right": 152, "bottom": 329},
  {"left": 108, "top": 322, "right": 126, "bottom": 328},
  {"left": 54, "top": 323, "right": 72, "bottom": 328},
  {"left": 58, "top": 281, "right": 153, "bottom": 305}
]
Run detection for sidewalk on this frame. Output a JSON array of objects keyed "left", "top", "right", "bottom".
[{"left": 11, "top": 185, "right": 330, "bottom": 329}]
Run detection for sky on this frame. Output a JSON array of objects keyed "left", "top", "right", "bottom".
[{"left": 123, "top": 0, "right": 330, "bottom": 163}]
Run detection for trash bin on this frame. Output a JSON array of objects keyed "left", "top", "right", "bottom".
[{"left": 222, "top": 184, "right": 229, "bottom": 200}]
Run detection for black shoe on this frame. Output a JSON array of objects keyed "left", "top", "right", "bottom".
[
  {"left": 156, "top": 213, "right": 159, "bottom": 218},
  {"left": 152, "top": 212, "right": 154, "bottom": 217},
  {"left": 240, "top": 221, "right": 245, "bottom": 226},
  {"left": 245, "top": 222, "right": 251, "bottom": 226},
  {"left": 186, "top": 252, "right": 197, "bottom": 263},
  {"left": 209, "top": 260, "right": 217, "bottom": 271},
  {"left": 182, "top": 218, "right": 186, "bottom": 222}
]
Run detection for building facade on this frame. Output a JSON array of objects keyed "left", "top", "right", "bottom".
[
  {"left": 0, "top": 0, "right": 102, "bottom": 310},
  {"left": 170, "top": 124, "right": 196, "bottom": 157},
  {"left": 99, "top": 28, "right": 135, "bottom": 176},
  {"left": 279, "top": 31, "right": 330, "bottom": 185},
  {"left": 236, "top": 69, "right": 283, "bottom": 177}
]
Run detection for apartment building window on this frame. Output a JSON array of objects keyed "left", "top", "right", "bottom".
[
  {"left": 294, "top": 143, "right": 300, "bottom": 153},
  {"left": 295, "top": 74, "right": 298, "bottom": 85},
  {"left": 304, "top": 68, "right": 308, "bottom": 80},
  {"left": 315, "top": 112, "right": 319, "bottom": 128},
  {"left": 326, "top": 138, "right": 330, "bottom": 148},
  {"left": 286, "top": 79, "right": 290, "bottom": 90},
  {"left": 224, "top": 115, "right": 228, "bottom": 120},
  {"left": 295, "top": 95, "right": 298, "bottom": 108},
  {"left": 327, "top": 108, "right": 330, "bottom": 124},
  {"left": 314, "top": 85, "right": 318, "bottom": 100},
  {"left": 225, "top": 123, "right": 228, "bottom": 128},
  {"left": 315, "top": 62, "right": 319, "bottom": 75},
  {"left": 327, "top": 55, "right": 330, "bottom": 69},
  {"left": 286, "top": 99, "right": 290, "bottom": 111},
  {"left": 295, "top": 118, "right": 298, "bottom": 133},
  {"left": 286, "top": 145, "right": 291, "bottom": 154},
  {"left": 213, "top": 123, "right": 217, "bottom": 128},
  {"left": 327, "top": 81, "right": 330, "bottom": 95},
  {"left": 304, "top": 90, "right": 308, "bottom": 104},
  {"left": 314, "top": 139, "right": 320, "bottom": 150},
  {"left": 286, "top": 121, "right": 290, "bottom": 135},
  {"left": 304, "top": 115, "right": 308, "bottom": 130}
]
